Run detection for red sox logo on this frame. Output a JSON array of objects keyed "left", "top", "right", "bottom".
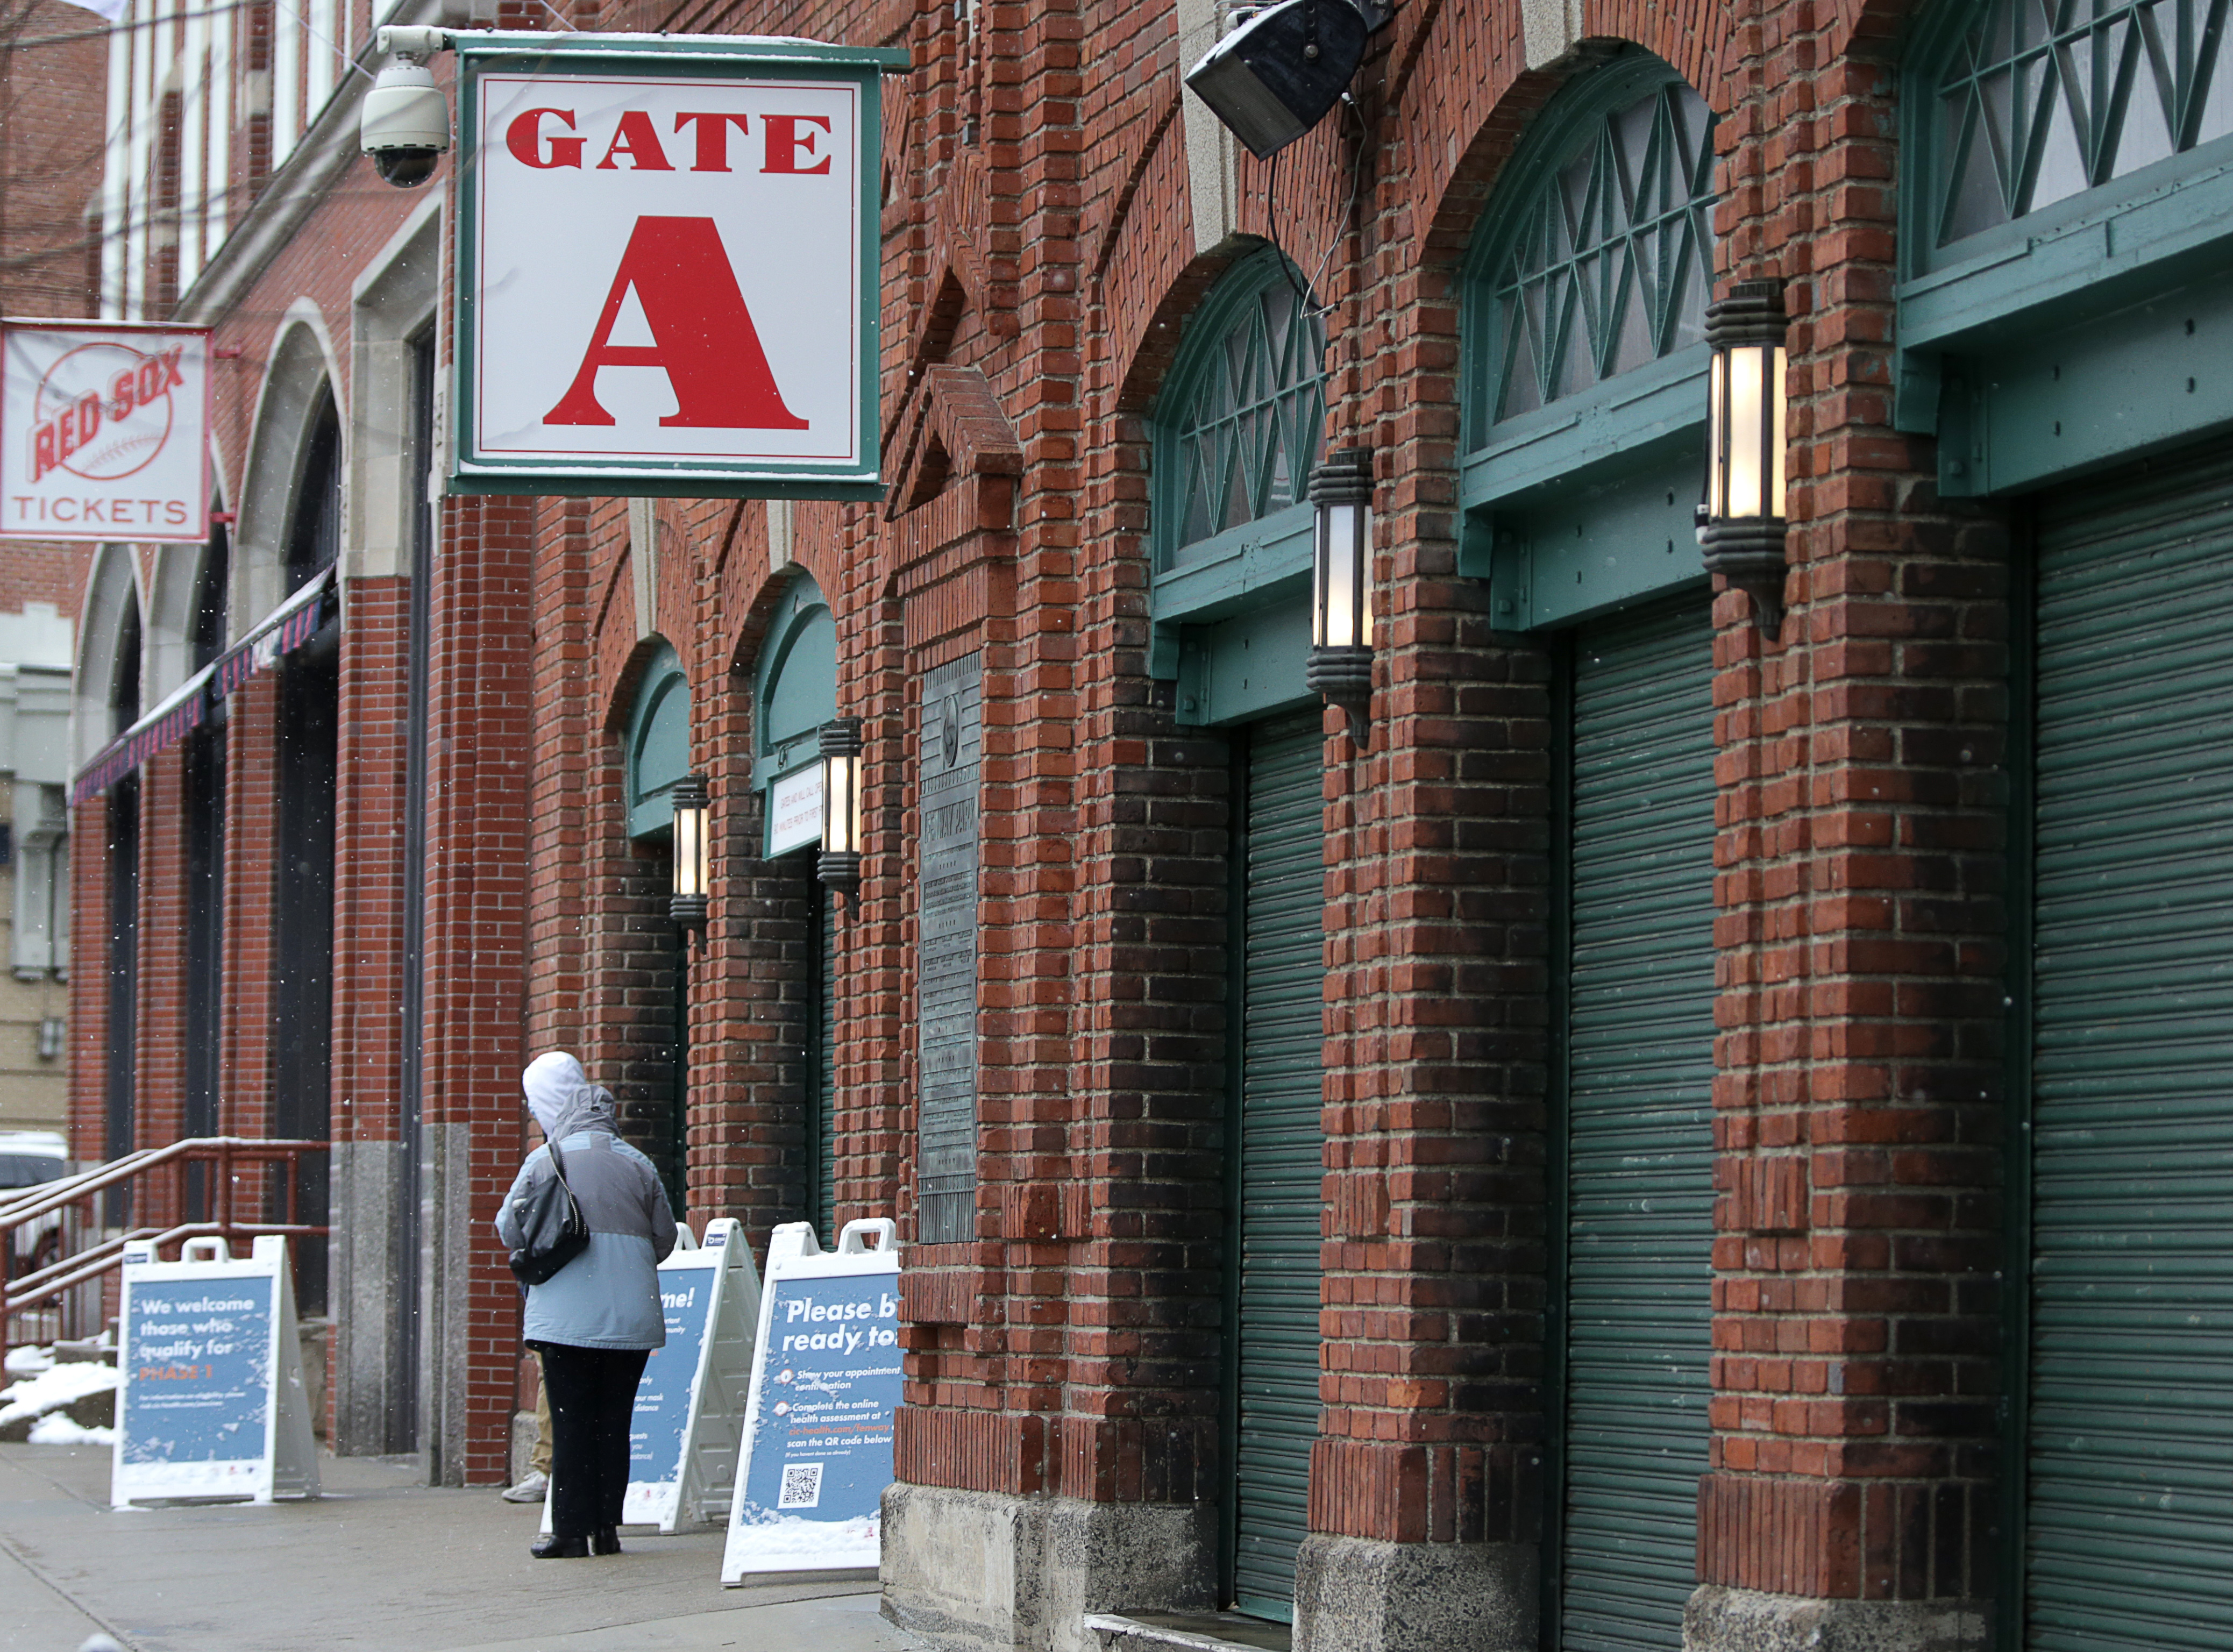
[{"left": 26, "top": 341, "right": 187, "bottom": 485}]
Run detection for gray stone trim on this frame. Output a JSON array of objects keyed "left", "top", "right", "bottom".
[
  {"left": 1685, "top": 1586, "right": 1989, "bottom": 1652},
  {"left": 881, "top": 1484, "right": 1214, "bottom": 1652},
  {"left": 1292, "top": 1533, "right": 1538, "bottom": 1652}
]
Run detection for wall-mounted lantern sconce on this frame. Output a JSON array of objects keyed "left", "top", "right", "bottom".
[
  {"left": 669, "top": 773, "right": 710, "bottom": 931},
  {"left": 1183, "top": 0, "right": 1390, "bottom": 160},
  {"left": 817, "top": 718, "right": 863, "bottom": 899},
  {"left": 1698, "top": 279, "right": 1790, "bottom": 633},
  {"left": 1306, "top": 445, "right": 1375, "bottom": 743}
]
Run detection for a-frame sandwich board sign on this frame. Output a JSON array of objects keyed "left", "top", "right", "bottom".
[
  {"left": 537, "top": 1216, "right": 762, "bottom": 1534},
  {"left": 112, "top": 1234, "right": 320, "bottom": 1507},
  {"left": 634, "top": 1216, "right": 761, "bottom": 1529},
  {"left": 720, "top": 1217, "right": 901, "bottom": 1583}
]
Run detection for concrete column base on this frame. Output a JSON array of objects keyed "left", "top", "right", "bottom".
[
  {"left": 880, "top": 1484, "right": 1214, "bottom": 1652},
  {"left": 1686, "top": 1586, "right": 1988, "bottom": 1652},
  {"left": 1293, "top": 1534, "right": 1538, "bottom": 1652}
]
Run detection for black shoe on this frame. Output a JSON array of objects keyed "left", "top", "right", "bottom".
[
  {"left": 591, "top": 1526, "right": 621, "bottom": 1556},
  {"left": 530, "top": 1534, "right": 589, "bottom": 1559}
]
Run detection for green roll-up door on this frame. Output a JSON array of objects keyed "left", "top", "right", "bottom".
[
  {"left": 813, "top": 882, "right": 837, "bottom": 1243},
  {"left": 2025, "top": 459, "right": 2233, "bottom": 1652},
  {"left": 1557, "top": 599, "right": 1717, "bottom": 1652},
  {"left": 1229, "top": 713, "right": 1328, "bottom": 1620}
]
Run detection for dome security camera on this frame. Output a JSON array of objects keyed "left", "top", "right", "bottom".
[{"left": 361, "top": 29, "right": 452, "bottom": 188}]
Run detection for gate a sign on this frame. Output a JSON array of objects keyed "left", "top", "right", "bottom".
[
  {"left": 1, "top": 321, "right": 212, "bottom": 543},
  {"left": 454, "top": 34, "right": 904, "bottom": 500}
]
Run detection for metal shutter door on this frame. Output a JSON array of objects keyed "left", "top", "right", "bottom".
[
  {"left": 1231, "top": 713, "right": 1329, "bottom": 1619},
  {"left": 1559, "top": 599, "right": 1717, "bottom": 1652},
  {"left": 2026, "top": 462, "right": 2233, "bottom": 1651}
]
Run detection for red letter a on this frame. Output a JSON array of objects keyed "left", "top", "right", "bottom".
[{"left": 544, "top": 216, "right": 808, "bottom": 430}]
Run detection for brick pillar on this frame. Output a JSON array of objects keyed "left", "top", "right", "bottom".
[
  {"left": 328, "top": 575, "right": 414, "bottom": 1453},
  {"left": 1690, "top": 24, "right": 2002, "bottom": 1652},
  {"left": 418, "top": 493, "right": 537, "bottom": 1486},
  {"left": 132, "top": 751, "right": 189, "bottom": 1229},
  {"left": 66, "top": 794, "right": 111, "bottom": 1166}
]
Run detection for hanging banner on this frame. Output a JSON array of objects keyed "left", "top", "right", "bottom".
[
  {"left": 1, "top": 319, "right": 212, "bottom": 543},
  {"left": 720, "top": 1218, "right": 901, "bottom": 1583},
  {"left": 112, "top": 1235, "right": 320, "bottom": 1507},
  {"left": 68, "top": 568, "right": 335, "bottom": 805},
  {"left": 451, "top": 32, "right": 905, "bottom": 502}
]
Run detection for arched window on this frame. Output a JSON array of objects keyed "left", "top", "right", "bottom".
[
  {"left": 285, "top": 394, "right": 341, "bottom": 595},
  {"left": 626, "top": 642, "right": 691, "bottom": 839},
  {"left": 1155, "top": 248, "right": 1327, "bottom": 567},
  {"left": 1457, "top": 58, "right": 1718, "bottom": 630},
  {"left": 1466, "top": 63, "right": 1716, "bottom": 437},
  {"left": 754, "top": 573, "right": 836, "bottom": 793},
  {"left": 1924, "top": 0, "right": 2233, "bottom": 254}
]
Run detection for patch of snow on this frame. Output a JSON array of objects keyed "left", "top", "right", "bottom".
[
  {"left": 0, "top": 1358, "right": 117, "bottom": 1427},
  {"left": 27, "top": 1412, "right": 115, "bottom": 1446},
  {"left": 3, "top": 1344, "right": 55, "bottom": 1377}
]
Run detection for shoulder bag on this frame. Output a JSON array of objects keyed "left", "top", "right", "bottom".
[{"left": 506, "top": 1138, "right": 591, "bottom": 1285}]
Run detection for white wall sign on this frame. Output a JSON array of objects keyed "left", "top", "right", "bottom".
[
  {"left": 1, "top": 321, "right": 212, "bottom": 543},
  {"left": 767, "top": 761, "right": 824, "bottom": 857},
  {"left": 454, "top": 34, "right": 903, "bottom": 501},
  {"left": 112, "top": 1235, "right": 319, "bottom": 1507},
  {"left": 721, "top": 1219, "right": 902, "bottom": 1583}
]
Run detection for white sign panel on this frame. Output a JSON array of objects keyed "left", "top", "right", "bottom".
[
  {"left": 112, "top": 1235, "right": 319, "bottom": 1507},
  {"left": 1, "top": 321, "right": 212, "bottom": 543},
  {"left": 455, "top": 35, "right": 901, "bottom": 500},
  {"left": 720, "top": 1219, "right": 901, "bottom": 1583},
  {"left": 768, "top": 763, "right": 823, "bottom": 857}
]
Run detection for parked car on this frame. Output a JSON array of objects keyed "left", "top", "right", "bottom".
[{"left": 0, "top": 1132, "right": 67, "bottom": 1270}]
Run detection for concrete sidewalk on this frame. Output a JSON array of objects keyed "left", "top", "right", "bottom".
[{"left": 0, "top": 1441, "right": 926, "bottom": 1652}]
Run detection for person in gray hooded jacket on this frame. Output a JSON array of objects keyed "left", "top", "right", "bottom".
[{"left": 496, "top": 1051, "right": 678, "bottom": 1558}]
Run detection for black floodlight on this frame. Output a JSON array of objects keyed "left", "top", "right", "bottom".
[{"left": 1183, "top": 0, "right": 1389, "bottom": 160}]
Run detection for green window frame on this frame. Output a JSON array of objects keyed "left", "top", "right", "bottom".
[
  {"left": 1148, "top": 247, "right": 1328, "bottom": 725},
  {"left": 1462, "top": 58, "right": 1716, "bottom": 443},
  {"left": 752, "top": 569, "right": 837, "bottom": 806},
  {"left": 1896, "top": 0, "right": 2233, "bottom": 488},
  {"left": 1457, "top": 54, "right": 1717, "bottom": 630},
  {"left": 625, "top": 640, "right": 690, "bottom": 839},
  {"left": 1155, "top": 248, "right": 1328, "bottom": 572}
]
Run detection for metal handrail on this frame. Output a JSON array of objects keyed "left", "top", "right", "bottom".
[
  {"left": 1, "top": 1137, "right": 330, "bottom": 1364},
  {"left": 0, "top": 1137, "right": 326, "bottom": 1226}
]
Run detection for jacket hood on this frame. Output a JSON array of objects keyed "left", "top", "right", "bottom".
[{"left": 522, "top": 1051, "right": 619, "bottom": 1143}]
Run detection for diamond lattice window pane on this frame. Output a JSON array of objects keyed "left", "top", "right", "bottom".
[
  {"left": 1481, "top": 80, "right": 1717, "bottom": 432},
  {"left": 1163, "top": 264, "right": 1329, "bottom": 555},
  {"left": 1933, "top": 0, "right": 2233, "bottom": 248}
]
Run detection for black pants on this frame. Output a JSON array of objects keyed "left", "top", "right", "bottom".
[{"left": 531, "top": 1342, "right": 649, "bottom": 1539}]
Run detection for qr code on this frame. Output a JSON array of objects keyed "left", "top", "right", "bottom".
[{"left": 778, "top": 1462, "right": 824, "bottom": 1509}]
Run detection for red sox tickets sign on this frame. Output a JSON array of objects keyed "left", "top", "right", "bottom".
[
  {"left": 453, "top": 34, "right": 903, "bottom": 500},
  {"left": 1, "top": 321, "right": 212, "bottom": 543}
]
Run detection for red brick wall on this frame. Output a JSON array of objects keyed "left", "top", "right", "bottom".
[
  {"left": 406, "top": 493, "right": 537, "bottom": 1479},
  {"left": 331, "top": 580, "right": 413, "bottom": 1150},
  {"left": 0, "top": 0, "right": 107, "bottom": 317},
  {"left": 1696, "top": 0, "right": 2004, "bottom": 1604}
]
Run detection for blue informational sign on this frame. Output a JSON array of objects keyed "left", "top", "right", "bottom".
[
  {"left": 119, "top": 1274, "right": 275, "bottom": 1468},
  {"left": 741, "top": 1273, "right": 901, "bottom": 1523},
  {"left": 630, "top": 1268, "right": 715, "bottom": 1484},
  {"left": 111, "top": 1235, "right": 318, "bottom": 1507},
  {"left": 722, "top": 1220, "right": 901, "bottom": 1579}
]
